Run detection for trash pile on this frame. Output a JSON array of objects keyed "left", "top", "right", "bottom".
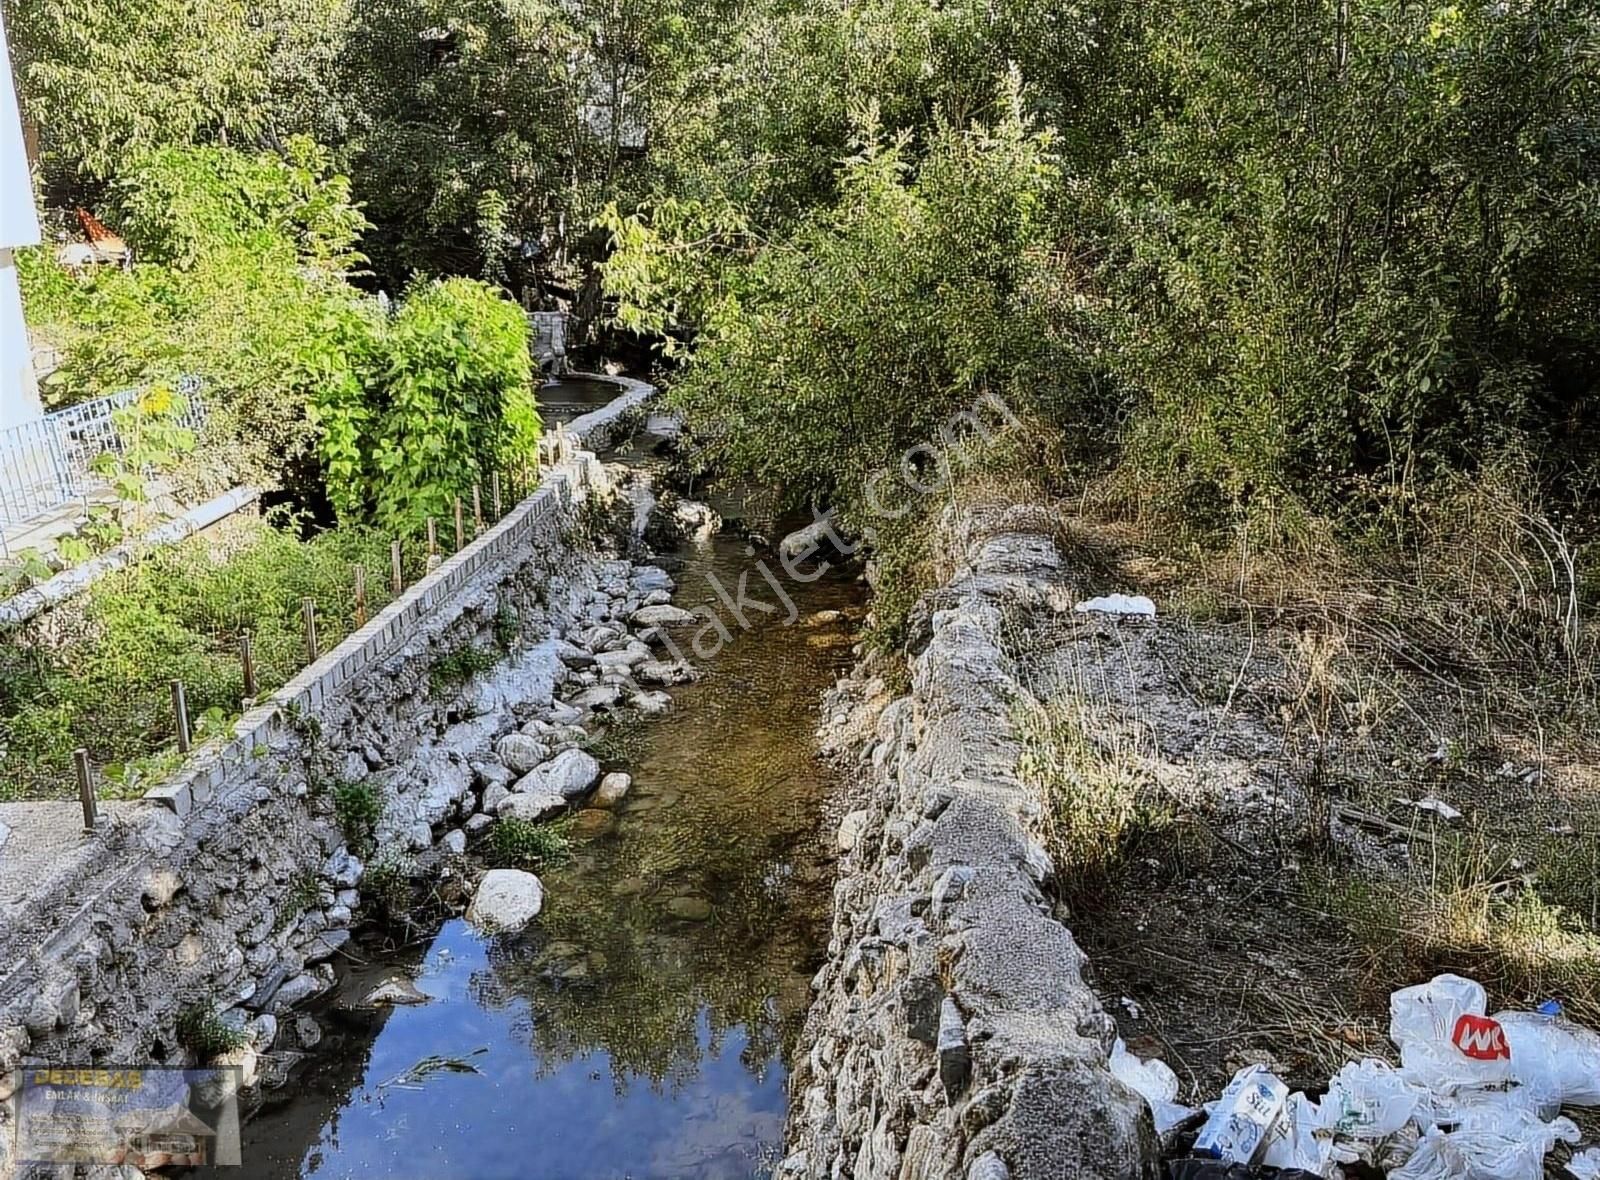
[{"left": 1112, "top": 975, "right": 1600, "bottom": 1180}]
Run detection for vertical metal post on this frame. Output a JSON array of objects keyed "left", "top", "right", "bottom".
[
  {"left": 473, "top": 484, "right": 483, "bottom": 534},
  {"left": 171, "top": 680, "right": 191, "bottom": 753},
  {"left": 391, "top": 540, "right": 404, "bottom": 593},
  {"left": 302, "top": 597, "right": 319, "bottom": 663},
  {"left": 75, "top": 748, "right": 97, "bottom": 831},
  {"left": 454, "top": 497, "right": 465, "bottom": 551},
  {"left": 240, "top": 632, "right": 257, "bottom": 701},
  {"left": 426, "top": 518, "right": 438, "bottom": 559},
  {"left": 354, "top": 564, "right": 368, "bottom": 628},
  {"left": 492, "top": 472, "right": 502, "bottom": 520}
]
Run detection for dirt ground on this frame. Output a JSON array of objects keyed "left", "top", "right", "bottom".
[{"left": 999, "top": 519, "right": 1600, "bottom": 1129}]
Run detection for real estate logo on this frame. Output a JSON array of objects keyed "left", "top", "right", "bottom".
[{"left": 12, "top": 1065, "right": 242, "bottom": 1168}]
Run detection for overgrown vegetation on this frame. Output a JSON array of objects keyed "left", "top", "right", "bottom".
[
  {"left": 429, "top": 644, "right": 503, "bottom": 692},
  {"left": 1015, "top": 693, "right": 1156, "bottom": 887},
  {"left": 486, "top": 816, "right": 574, "bottom": 873},
  {"left": 1312, "top": 829, "right": 1600, "bottom": 1027},
  {"left": 0, "top": 515, "right": 406, "bottom": 800}
]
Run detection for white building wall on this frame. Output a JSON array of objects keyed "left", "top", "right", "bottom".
[{"left": 0, "top": 4, "right": 43, "bottom": 432}]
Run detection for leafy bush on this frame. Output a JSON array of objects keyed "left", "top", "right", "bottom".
[{"left": 356, "top": 279, "right": 542, "bottom": 530}]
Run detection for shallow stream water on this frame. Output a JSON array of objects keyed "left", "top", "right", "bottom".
[{"left": 233, "top": 394, "right": 861, "bottom": 1178}]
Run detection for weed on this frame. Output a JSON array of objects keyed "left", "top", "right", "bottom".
[
  {"left": 273, "top": 870, "right": 322, "bottom": 935},
  {"left": 176, "top": 1005, "right": 248, "bottom": 1060},
  {"left": 485, "top": 816, "right": 573, "bottom": 871},
  {"left": 363, "top": 848, "right": 415, "bottom": 924},
  {"left": 1014, "top": 692, "right": 1153, "bottom": 887},
  {"left": 581, "top": 717, "right": 646, "bottom": 764},
  {"left": 429, "top": 644, "right": 501, "bottom": 691},
  {"left": 493, "top": 603, "right": 520, "bottom": 651},
  {"left": 333, "top": 779, "right": 381, "bottom": 859}
]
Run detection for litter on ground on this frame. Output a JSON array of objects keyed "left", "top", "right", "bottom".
[{"left": 1125, "top": 973, "right": 1600, "bottom": 1179}]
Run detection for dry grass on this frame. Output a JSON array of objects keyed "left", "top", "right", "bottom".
[
  {"left": 1014, "top": 683, "right": 1165, "bottom": 887},
  {"left": 1072, "top": 453, "right": 1600, "bottom": 1040},
  {"left": 1309, "top": 827, "right": 1600, "bottom": 1026}
]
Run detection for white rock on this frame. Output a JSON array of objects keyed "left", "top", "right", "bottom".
[
  {"left": 516, "top": 748, "right": 601, "bottom": 800},
  {"left": 495, "top": 733, "right": 550, "bottom": 775},
  {"left": 594, "top": 643, "right": 650, "bottom": 670},
  {"left": 573, "top": 683, "right": 623, "bottom": 711},
  {"left": 441, "top": 829, "right": 468, "bottom": 855},
  {"left": 631, "top": 690, "right": 672, "bottom": 715},
  {"left": 631, "top": 604, "right": 695, "bottom": 627},
  {"left": 497, "top": 790, "right": 568, "bottom": 822},
  {"left": 636, "top": 659, "right": 700, "bottom": 685},
  {"left": 593, "top": 772, "right": 632, "bottom": 809},
  {"left": 466, "top": 870, "right": 545, "bottom": 934},
  {"left": 837, "top": 809, "right": 870, "bottom": 852}
]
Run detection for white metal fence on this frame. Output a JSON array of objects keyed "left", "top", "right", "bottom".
[{"left": 0, "top": 379, "right": 206, "bottom": 533}]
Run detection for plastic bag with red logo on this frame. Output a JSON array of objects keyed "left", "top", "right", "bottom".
[
  {"left": 1389, "top": 974, "right": 1514, "bottom": 1094},
  {"left": 1494, "top": 1007, "right": 1600, "bottom": 1110}
]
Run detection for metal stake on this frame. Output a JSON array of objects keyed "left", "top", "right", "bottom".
[
  {"left": 473, "top": 484, "right": 483, "bottom": 534},
  {"left": 302, "top": 597, "right": 319, "bottom": 662},
  {"left": 391, "top": 541, "right": 404, "bottom": 594},
  {"left": 426, "top": 518, "right": 438, "bottom": 558},
  {"left": 75, "top": 749, "right": 97, "bottom": 831},
  {"left": 492, "top": 472, "right": 502, "bottom": 519},
  {"left": 354, "top": 564, "right": 368, "bottom": 628},
  {"left": 171, "top": 680, "right": 191, "bottom": 753},
  {"left": 454, "top": 497, "right": 465, "bottom": 550}
]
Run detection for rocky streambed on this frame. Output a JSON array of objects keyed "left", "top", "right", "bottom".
[{"left": 231, "top": 500, "right": 865, "bottom": 1177}]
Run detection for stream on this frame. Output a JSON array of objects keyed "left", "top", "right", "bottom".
[{"left": 232, "top": 381, "right": 862, "bottom": 1178}]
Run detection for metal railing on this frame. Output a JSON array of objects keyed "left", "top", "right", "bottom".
[{"left": 0, "top": 379, "right": 206, "bottom": 533}]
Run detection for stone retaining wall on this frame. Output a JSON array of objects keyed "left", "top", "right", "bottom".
[
  {"left": 785, "top": 502, "right": 1160, "bottom": 1180},
  {"left": 0, "top": 376, "right": 653, "bottom": 1102}
]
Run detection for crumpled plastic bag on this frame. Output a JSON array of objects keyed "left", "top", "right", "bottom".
[
  {"left": 1258, "top": 1091, "right": 1332, "bottom": 1175},
  {"left": 1390, "top": 974, "right": 1514, "bottom": 1094},
  {"left": 1109, "top": 1037, "right": 1197, "bottom": 1135},
  {"left": 1319, "top": 1058, "right": 1423, "bottom": 1139},
  {"left": 1387, "top": 1099, "right": 1578, "bottom": 1180},
  {"left": 1495, "top": 1009, "right": 1600, "bottom": 1110}
]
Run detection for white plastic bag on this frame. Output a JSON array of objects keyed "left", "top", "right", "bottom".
[
  {"left": 1320, "top": 1057, "right": 1423, "bottom": 1138},
  {"left": 1495, "top": 1009, "right": 1600, "bottom": 1110},
  {"left": 1389, "top": 1100, "right": 1578, "bottom": 1180},
  {"left": 1567, "top": 1145, "right": 1600, "bottom": 1180},
  {"left": 1108, "top": 1038, "right": 1196, "bottom": 1135},
  {"left": 1390, "top": 974, "right": 1514, "bottom": 1093},
  {"left": 1259, "top": 1091, "right": 1333, "bottom": 1175}
]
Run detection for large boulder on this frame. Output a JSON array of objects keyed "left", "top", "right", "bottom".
[
  {"left": 495, "top": 733, "right": 550, "bottom": 775},
  {"left": 465, "top": 870, "right": 545, "bottom": 934},
  {"left": 515, "top": 748, "right": 601, "bottom": 801}
]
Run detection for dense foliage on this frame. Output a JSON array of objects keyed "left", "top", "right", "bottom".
[
  {"left": 601, "top": 0, "right": 1600, "bottom": 534},
  {"left": 21, "top": 144, "right": 541, "bottom": 528}
]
